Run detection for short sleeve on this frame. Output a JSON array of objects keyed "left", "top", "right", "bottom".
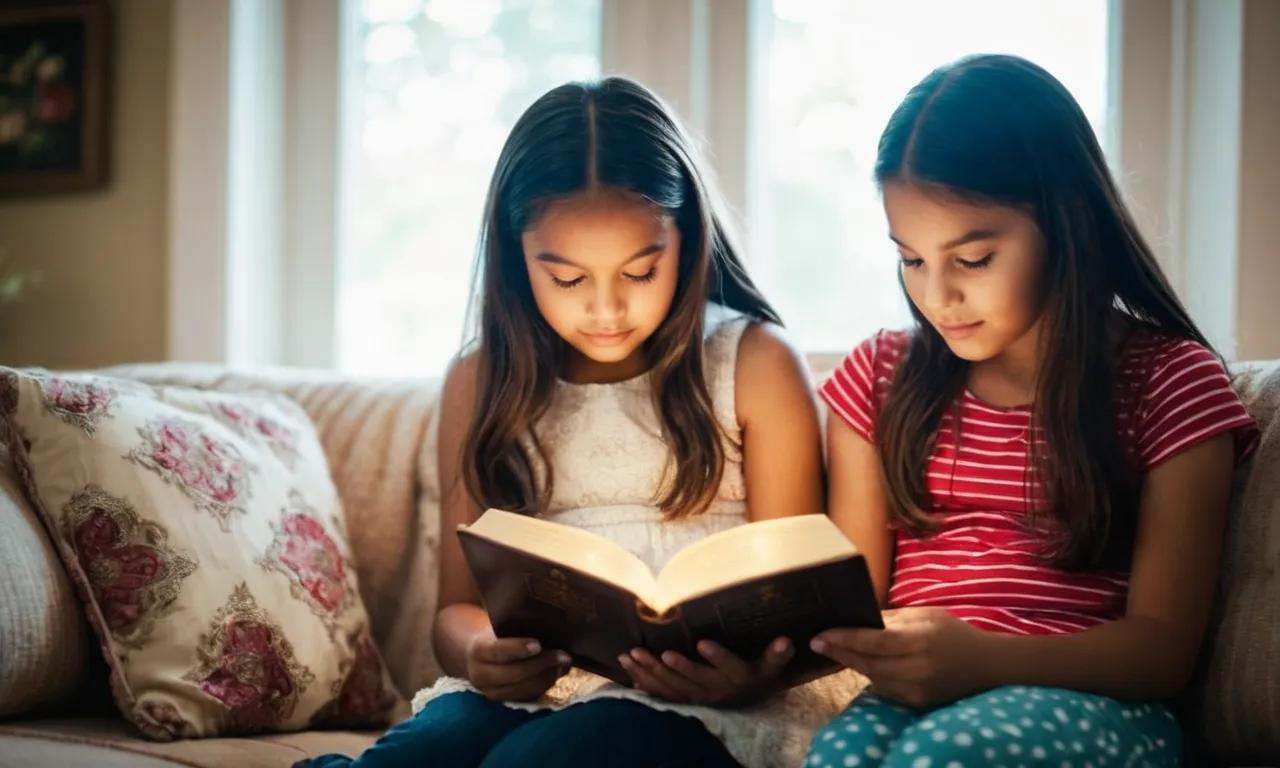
[
  {"left": 818, "top": 331, "right": 903, "bottom": 444},
  {"left": 1136, "top": 339, "right": 1259, "bottom": 471}
]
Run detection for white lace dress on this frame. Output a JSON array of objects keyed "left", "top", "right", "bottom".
[{"left": 412, "top": 310, "right": 864, "bottom": 767}]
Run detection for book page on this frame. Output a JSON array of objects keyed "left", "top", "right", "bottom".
[
  {"left": 652, "top": 515, "right": 858, "bottom": 613},
  {"left": 463, "top": 510, "right": 660, "bottom": 605}
]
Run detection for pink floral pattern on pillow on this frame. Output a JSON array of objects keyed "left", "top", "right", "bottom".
[
  {"left": 311, "top": 626, "right": 398, "bottom": 728},
  {"left": 184, "top": 583, "right": 316, "bottom": 734},
  {"left": 211, "top": 401, "right": 301, "bottom": 469},
  {"left": 63, "top": 485, "right": 198, "bottom": 649},
  {"left": 0, "top": 367, "right": 401, "bottom": 738},
  {"left": 127, "top": 417, "right": 253, "bottom": 530},
  {"left": 40, "top": 376, "right": 117, "bottom": 436},
  {"left": 260, "top": 491, "right": 353, "bottom": 636}
]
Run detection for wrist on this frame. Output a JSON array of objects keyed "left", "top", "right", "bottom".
[
  {"left": 968, "top": 627, "right": 1018, "bottom": 692},
  {"left": 435, "top": 603, "right": 493, "bottom": 678},
  {"left": 969, "top": 628, "right": 1061, "bottom": 692}
]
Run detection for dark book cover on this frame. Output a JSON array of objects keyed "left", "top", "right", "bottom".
[{"left": 459, "top": 529, "right": 884, "bottom": 688}]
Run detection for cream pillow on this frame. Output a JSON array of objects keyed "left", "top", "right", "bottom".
[{"left": 0, "top": 368, "right": 399, "bottom": 739}]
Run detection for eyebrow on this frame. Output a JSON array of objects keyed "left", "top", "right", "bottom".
[
  {"left": 534, "top": 243, "right": 666, "bottom": 268},
  {"left": 889, "top": 228, "right": 1003, "bottom": 252}
]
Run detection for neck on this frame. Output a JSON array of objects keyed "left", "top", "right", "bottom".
[
  {"left": 968, "top": 322, "right": 1044, "bottom": 408},
  {"left": 967, "top": 310, "right": 1131, "bottom": 408},
  {"left": 562, "top": 348, "right": 649, "bottom": 385}
]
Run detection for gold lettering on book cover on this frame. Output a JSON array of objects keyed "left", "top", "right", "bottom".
[
  {"left": 714, "top": 582, "right": 825, "bottom": 645},
  {"left": 525, "top": 568, "right": 598, "bottom": 623}
]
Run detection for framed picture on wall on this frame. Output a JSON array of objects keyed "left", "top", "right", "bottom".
[{"left": 0, "top": 0, "right": 110, "bottom": 197}]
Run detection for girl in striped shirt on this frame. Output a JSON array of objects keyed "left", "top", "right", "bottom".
[{"left": 805, "top": 54, "right": 1258, "bottom": 768}]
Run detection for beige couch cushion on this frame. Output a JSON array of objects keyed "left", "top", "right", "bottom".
[
  {"left": 0, "top": 449, "right": 90, "bottom": 718},
  {"left": 0, "top": 718, "right": 379, "bottom": 768},
  {"left": 1181, "top": 361, "right": 1280, "bottom": 765},
  {"left": 101, "top": 364, "right": 445, "bottom": 699},
  {"left": 379, "top": 407, "right": 444, "bottom": 698},
  {"left": 0, "top": 369, "right": 399, "bottom": 738}
]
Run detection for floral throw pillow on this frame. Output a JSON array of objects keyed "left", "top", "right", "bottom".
[{"left": 0, "top": 368, "right": 399, "bottom": 740}]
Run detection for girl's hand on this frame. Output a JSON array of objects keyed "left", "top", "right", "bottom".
[
  {"left": 811, "top": 608, "right": 989, "bottom": 709},
  {"left": 465, "top": 629, "right": 571, "bottom": 702},
  {"left": 618, "top": 637, "right": 794, "bottom": 707}
]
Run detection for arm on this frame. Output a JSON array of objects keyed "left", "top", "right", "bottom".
[
  {"left": 975, "top": 433, "right": 1235, "bottom": 699},
  {"left": 735, "top": 322, "right": 826, "bottom": 522},
  {"left": 826, "top": 413, "right": 896, "bottom": 605},
  {"left": 818, "top": 433, "right": 1237, "bottom": 707},
  {"left": 431, "top": 354, "right": 569, "bottom": 699},
  {"left": 430, "top": 353, "right": 491, "bottom": 678}
]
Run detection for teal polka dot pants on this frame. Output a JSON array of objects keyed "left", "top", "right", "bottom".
[{"left": 805, "top": 687, "right": 1182, "bottom": 767}]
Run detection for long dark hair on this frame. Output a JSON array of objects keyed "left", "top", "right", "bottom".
[
  {"left": 875, "top": 54, "right": 1213, "bottom": 570},
  {"left": 462, "top": 76, "right": 780, "bottom": 521}
]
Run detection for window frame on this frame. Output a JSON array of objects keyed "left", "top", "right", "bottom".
[{"left": 169, "top": 0, "right": 1203, "bottom": 371}]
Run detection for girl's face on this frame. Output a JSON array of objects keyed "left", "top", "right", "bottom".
[
  {"left": 521, "top": 192, "right": 681, "bottom": 382},
  {"left": 883, "top": 181, "right": 1048, "bottom": 368}
]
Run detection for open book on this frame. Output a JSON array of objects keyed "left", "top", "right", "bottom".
[{"left": 458, "top": 510, "right": 883, "bottom": 689}]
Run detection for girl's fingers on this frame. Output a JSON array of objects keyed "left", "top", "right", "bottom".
[
  {"left": 814, "top": 628, "right": 919, "bottom": 657},
  {"left": 812, "top": 642, "right": 871, "bottom": 672},
  {"left": 627, "top": 649, "right": 704, "bottom": 699},
  {"left": 857, "top": 654, "right": 924, "bottom": 683},
  {"left": 483, "top": 663, "right": 564, "bottom": 702},
  {"left": 619, "top": 652, "right": 695, "bottom": 702},
  {"left": 757, "top": 637, "right": 795, "bottom": 678},
  {"left": 695, "top": 641, "right": 753, "bottom": 687},
  {"left": 474, "top": 637, "right": 544, "bottom": 664},
  {"left": 477, "top": 651, "right": 568, "bottom": 688},
  {"left": 659, "top": 651, "right": 720, "bottom": 687}
]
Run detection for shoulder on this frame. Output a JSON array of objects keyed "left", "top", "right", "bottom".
[
  {"left": 861, "top": 328, "right": 912, "bottom": 369},
  {"left": 735, "top": 321, "right": 812, "bottom": 394},
  {"left": 821, "top": 328, "right": 912, "bottom": 396},
  {"left": 1124, "top": 326, "right": 1222, "bottom": 378},
  {"left": 816, "top": 328, "right": 914, "bottom": 441},
  {"left": 440, "top": 351, "right": 482, "bottom": 418},
  {"left": 1123, "top": 327, "right": 1235, "bottom": 407},
  {"left": 1122, "top": 327, "right": 1259, "bottom": 469},
  {"left": 734, "top": 322, "right": 816, "bottom": 424},
  {"left": 737, "top": 321, "right": 806, "bottom": 374}
]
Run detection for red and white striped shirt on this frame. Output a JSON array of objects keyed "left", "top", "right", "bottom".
[{"left": 819, "top": 327, "right": 1259, "bottom": 636}]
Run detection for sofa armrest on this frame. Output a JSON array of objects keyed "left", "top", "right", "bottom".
[{"left": 0, "top": 449, "right": 90, "bottom": 719}]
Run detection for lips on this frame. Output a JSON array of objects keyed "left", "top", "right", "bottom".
[
  {"left": 936, "top": 321, "right": 984, "bottom": 340},
  {"left": 582, "top": 330, "right": 634, "bottom": 347}
]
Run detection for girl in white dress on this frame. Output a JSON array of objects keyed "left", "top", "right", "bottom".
[{"left": 301, "top": 75, "right": 862, "bottom": 768}]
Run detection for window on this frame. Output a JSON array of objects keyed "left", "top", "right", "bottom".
[
  {"left": 339, "top": 0, "right": 602, "bottom": 376},
  {"left": 749, "top": 0, "right": 1111, "bottom": 352},
  {"left": 336, "top": 0, "right": 1110, "bottom": 374}
]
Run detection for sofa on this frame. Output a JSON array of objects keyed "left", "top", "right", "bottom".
[{"left": 0, "top": 360, "right": 1277, "bottom": 767}]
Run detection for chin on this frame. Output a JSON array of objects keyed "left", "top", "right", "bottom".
[
  {"left": 572, "top": 342, "right": 642, "bottom": 365},
  {"left": 938, "top": 336, "right": 999, "bottom": 363}
]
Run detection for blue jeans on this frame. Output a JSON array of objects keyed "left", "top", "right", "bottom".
[
  {"left": 295, "top": 691, "right": 742, "bottom": 768},
  {"left": 806, "top": 687, "right": 1182, "bottom": 767}
]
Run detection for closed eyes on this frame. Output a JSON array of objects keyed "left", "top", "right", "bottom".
[
  {"left": 900, "top": 253, "right": 994, "bottom": 270},
  {"left": 550, "top": 267, "right": 659, "bottom": 290}
]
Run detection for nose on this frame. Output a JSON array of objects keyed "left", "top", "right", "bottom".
[
  {"left": 588, "top": 282, "right": 626, "bottom": 324},
  {"left": 920, "top": 268, "right": 961, "bottom": 313}
]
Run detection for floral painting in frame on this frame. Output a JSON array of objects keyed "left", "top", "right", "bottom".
[{"left": 0, "top": 0, "right": 109, "bottom": 197}]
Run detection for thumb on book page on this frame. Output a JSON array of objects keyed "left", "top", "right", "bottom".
[{"left": 473, "top": 636, "right": 545, "bottom": 664}]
